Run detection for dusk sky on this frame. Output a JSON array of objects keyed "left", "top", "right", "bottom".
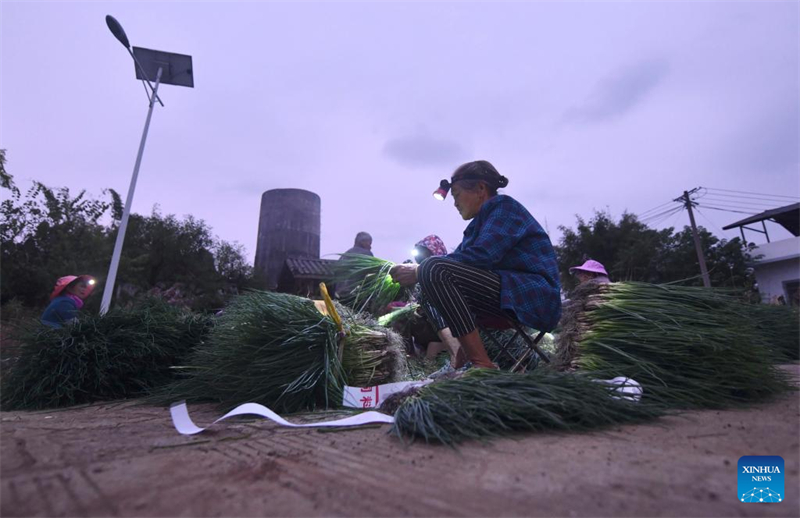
[{"left": 2, "top": 1, "right": 798, "bottom": 267}]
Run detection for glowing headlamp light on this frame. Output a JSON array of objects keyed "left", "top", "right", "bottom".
[{"left": 432, "top": 179, "right": 451, "bottom": 201}]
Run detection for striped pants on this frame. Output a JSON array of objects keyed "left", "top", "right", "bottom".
[{"left": 417, "top": 257, "right": 506, "bottom": 338}]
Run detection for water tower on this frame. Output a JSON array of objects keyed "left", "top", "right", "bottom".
[{"left": 254, "top": 189, "right": 321, "bottom": 289}]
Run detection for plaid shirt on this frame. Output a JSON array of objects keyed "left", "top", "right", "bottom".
[{"left": 446, "top": 195, "right": 562, "bottom": 331}]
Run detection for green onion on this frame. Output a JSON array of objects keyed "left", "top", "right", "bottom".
[
  {"left": 390, "top": 368, "right": 664, "bottom": 445},
  {"left": 333, "top": 254, "right": 409, "bottom": 315},
  {"left": 749, "top": 304, "right": 799, "bottom": 362},
  {"left": 377, "top": 303, "right": 419, "bottom": 327},
  {"left": 555, "top": 282, "right": 793, "bottom": 409},
  {"left": 152, "top": 290, "right": 409, "bottom": 412},
  {"left": 1, "top": 298, "right": 213, "bottom": 410}
]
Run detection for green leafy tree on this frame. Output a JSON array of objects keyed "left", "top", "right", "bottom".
[
  {"left": 660, "top": 227, "right": 757, "bottom": 290},
  {"left": 115, "top": 209, "right": 252, "bottom": 310},
  {"left": 557, "top": 211, "right": 672, "bottom": 290},
  {"left": 556, "top": 210, "right": 756, "bottom": 294},
  {"left": 0, "top": 149, "right": 13, "bottom": 190},
  {"left": 214, "top": 241, "right": 254, "bottom": 284},
  {"left": 1, "top": 183, "right": 116, "bottom": 310},
  {"left": 2, "top": 173, "right": 253, "bottom": 312}
]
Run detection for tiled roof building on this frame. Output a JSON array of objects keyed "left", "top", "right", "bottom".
[{"left": 276, "top": 257, "right": 337, "bottom": 298}]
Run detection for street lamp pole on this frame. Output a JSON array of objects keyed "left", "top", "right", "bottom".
[
  {"left": 100, "top": 66, "right": 163, "bottom": 315},
  {"left": 100, "top": 15, "right": 193, "bottom": 315}
]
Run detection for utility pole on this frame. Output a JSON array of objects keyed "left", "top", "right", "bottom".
[{"left": 680, "top": 189, "right": 711, "bottom": 288}]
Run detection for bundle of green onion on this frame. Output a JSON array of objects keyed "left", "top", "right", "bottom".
[
  {"left": 390, "top": 369, "right": 663, "bottom": 445},
  {"left": 333, "top": 254, "right": 409, "bottom": 315},
  {"left": 154, "top": 290, "right": 408, "bottom": 412},
  {"left": 555, "top": 282, "right": 792, "bottom": 409},
  {"left": 342, "top": 326, "right": 408, "bottom": 387},
  {"left": 1, "top": 299, "right": 213, "bottom": 410},
  {"left": 377, "top": 303, "right": 420, "bottom": 327},
  {"left": 334, "top": 299, "right": 409, "bottom": 385},
  {"left": 749, "top": 304, "right": 799, "bottom": 362}
]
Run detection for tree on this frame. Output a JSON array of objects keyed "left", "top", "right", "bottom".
[
  {"left": 1, "top": 172, "right": 253, "bottom": 311},
  {"left": 1, "top": 182, "right": 116, "bottom": 310},
  {"left": 556, "top": 210, "right": 756, "bottom": 294},
  {"left": 115, "top": 209, "right": 253, "bottom": 310},
  {"left": 214, "top": 241, "right": 254, "bottom": 284},
  {"left": 557, "top": 211, "right": 673, "bottom": 291},
  {"left": 0, "top": 149, "right": 13, "bottom": 190},
  {"left": 660, "top": 226, "right": 757, "bottom": 290}
]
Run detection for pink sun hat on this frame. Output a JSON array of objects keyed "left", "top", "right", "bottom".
[
  {"left": 49, "top": 275, "right": 96, "bottom": 300},
  {"left": 569, "top": 260, "right": 609, "bottom": 276}
]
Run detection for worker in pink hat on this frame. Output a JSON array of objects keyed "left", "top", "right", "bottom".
[
  {"left": 569, "top": 260, "right": 611, "bottom": 285},
  {"left": 40, "top": 275, "right": 97, "bottom": 328}
]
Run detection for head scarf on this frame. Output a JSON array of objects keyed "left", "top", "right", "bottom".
[{"left": 415, "top": 235, "right": 448, "bottom": 257}]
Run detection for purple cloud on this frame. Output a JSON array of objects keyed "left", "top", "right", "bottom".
[
  {"left": 566, "top": 58, "right": 671, "bottom": 123},
  {"left": 383, "top": 135, "right": 468, "bottom": 168}
]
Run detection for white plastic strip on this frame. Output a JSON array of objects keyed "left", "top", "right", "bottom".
[
  {"left": 170, "top": 401, "right": 394, "bottom": 436},
  {"left": 172, "top": 377, "right": 641, "bottom": 435},
  {"left": 342, "top": 380, "right": 432, "bottom": 409}
]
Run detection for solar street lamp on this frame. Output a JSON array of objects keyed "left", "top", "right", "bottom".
[{"left": 100, "top": 15, "right": 194, "bottom": 314}]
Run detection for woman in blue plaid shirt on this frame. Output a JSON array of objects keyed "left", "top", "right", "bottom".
[{"left": 390, "top": 160, "right": 561, "bottom": 370}]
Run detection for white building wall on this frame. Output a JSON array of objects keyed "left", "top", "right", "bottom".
[
  {"left": 752, "top": 237, "right": 800, "bottom": 302},
  {"left": 754, "top": 260, "right": 800, "bottom": 302},
  {"left": 753, "top": 236, "right": 800, "bottom": 264}
]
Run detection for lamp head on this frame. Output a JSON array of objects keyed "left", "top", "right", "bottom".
[{"left": 106, "top": 15, "right": 131, "bottom": 48}]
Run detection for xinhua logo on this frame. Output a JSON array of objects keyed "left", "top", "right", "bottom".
[{"left": 738, "top": 456, "right": 784, "bottom": 503}]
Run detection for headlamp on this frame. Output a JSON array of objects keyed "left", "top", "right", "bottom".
[
  {"left": 432, "top": 172, "right": 494, "bottom": 201},
  {"left": 432, "top": 179, "right": 450, "bottom": 201}
]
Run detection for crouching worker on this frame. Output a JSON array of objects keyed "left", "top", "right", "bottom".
[
  {"left": 409, "top": 235, "right": 464, "bottom": 366},
  {"left": 41, "top": 275, "right": 97, "bottom": 328},
  {"left": 570, "top": 260, "right": 611, "bottom": 285},
  {"left": 390, "top": 160, "right": 561, "bottom": 370}
]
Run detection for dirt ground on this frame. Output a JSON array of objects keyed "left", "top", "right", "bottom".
[{"left": 1, "top": 366, "right": 798, "bottom": 518}]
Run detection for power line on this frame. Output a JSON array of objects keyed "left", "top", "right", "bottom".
[
  {"left": 652, "top": 209, "right": 683, "bottom": 227},
  {"left": 701, "top": 195, "right": 782, "bottom": 206},
  {"left": 701, "top": 197, "right": 794, "bottom": 209},
  {"left": 700, "top": 204, "right": 775, "bottom": 213},
  {"left": 704, "top": 187, "right": 800, "bottom": 201},
  {"left": 665, "top": 206, "right": 686, "bottom": 229},
  {"left": 697, "top": 200, "right": 774, "bottom": 212},
  {"left": 640, "top": 204, "right": 683, "bottom": 224},
  {"left": 641, "top": 205, "right": 682, "bottom": 221},
  {"left": 704, "top": 187, "right": 800, "bottom": 199},
  {"left": 701, "top": 197, "right": 775, "bottom": 206},
  {"left": 638, "top": 200, "right": 681, "bottom": 218},
  {"left": 698, "top": 188, "right": 795, "bottom": 209},
  {"left": 703, "top": 192, "right": 798, "bottom": 204},
  {"left": 694, "top": 204, "right": 756, "bottom": 215},
  {"left": 646, "top": 206, "right": 684, "bottom": 227},
  {"left": 694, "top": 207, "right": 726, "bottom": 235},
  {"left": 640, "top": 208, "right": 680, "bottom": 224}
]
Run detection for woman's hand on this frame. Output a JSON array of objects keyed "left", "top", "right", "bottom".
[{"left": 390, "top": 264, "right": 419, "bottom": 287}]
